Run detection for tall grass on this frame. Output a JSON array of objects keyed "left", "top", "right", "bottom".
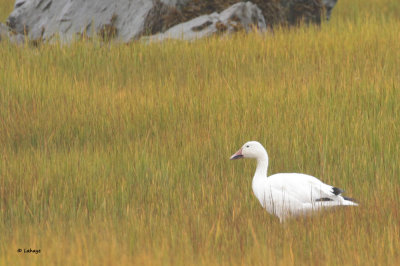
[
  {"left": 1, "top": 0, "right": 400, "bottom": 265},
  {"left": 0, "top": 0, "right": 12, "bottom": 22}
]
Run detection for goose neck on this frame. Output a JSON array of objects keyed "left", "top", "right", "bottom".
[{"left": 254, "top": 153, "right": 269, "bottom": 178}]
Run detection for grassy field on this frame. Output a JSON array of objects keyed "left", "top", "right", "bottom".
[{"left": 1, "top": 0, "right": 400, "bottom": 265}]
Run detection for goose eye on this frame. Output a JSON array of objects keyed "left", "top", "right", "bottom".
[{"left": 246, "top": 145, "right": 250, "bottom": 148}]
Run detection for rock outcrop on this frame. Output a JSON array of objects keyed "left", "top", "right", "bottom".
[
  {"left": 283, "top": 0, "right": 324, "bottom": 25},
  {"left": 322, "top": 0, "right": 338, "bottom": 20},
  {"left": 6, "top": 0, "right": 180, "bottom": 43},
  {"left": 0, "top": 23, "right": 25, "bottom": 44},
  {"left": 154, "top": 0, "right": 337, "bottom": 31},
  {"left": 2, "top": 0, "right": 338, "bottom": 44},
  {"left": 144, "top": 2, "right": 267, "bottom": 42}
]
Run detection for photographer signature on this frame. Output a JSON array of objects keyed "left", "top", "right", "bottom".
[{"left": 17, "top": 248, "right": 41, "bottom": 254}]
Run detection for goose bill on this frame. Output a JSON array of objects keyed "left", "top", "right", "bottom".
[{"left": 230, "top": 148, "right": 243, "bottom": 160}]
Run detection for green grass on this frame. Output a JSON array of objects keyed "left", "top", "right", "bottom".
[{"left": 1, "top": 0, "right": 400, "bottom": 265}]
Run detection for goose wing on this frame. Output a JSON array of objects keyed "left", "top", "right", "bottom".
[{"left": 266, "top": 173, "right": 343, "bottom": 204}]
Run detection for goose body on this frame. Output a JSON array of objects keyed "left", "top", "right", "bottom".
[{"left": 230, "top": 141, "right": 358, "bottom": 222}]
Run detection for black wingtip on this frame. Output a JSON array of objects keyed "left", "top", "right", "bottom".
[
  {"left": 332, "top": 187, "right": 344, "bottom": 195},
  {"left": 315, "top": 197, "right": 334, "bottom": 202},
  {"left": 342, "top": 196, "right": 358, "bottom": 203}
]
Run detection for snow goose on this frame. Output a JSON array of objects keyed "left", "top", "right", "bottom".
[{"left": 230, "top": 141, "right": 358, "bottom": 222}]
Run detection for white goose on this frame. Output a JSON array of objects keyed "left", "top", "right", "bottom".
[{"left": 230, "top": 141, "right": 358, "bottom": 222}]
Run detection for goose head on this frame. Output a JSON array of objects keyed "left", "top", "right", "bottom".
[{"left": 230, "top": 141, "right": 267, "bottom": 160}]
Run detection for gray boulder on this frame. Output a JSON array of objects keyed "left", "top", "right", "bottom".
[
  {"left": 144, "top": 2, "right": 267, "bottom": 42},
  {"left": 322, "top": 0, "right": 338, "bottom": 20},
  {"left": 0, "top": 23, "right": 25, "bottom": 44},
  {"left": 6, "top": 0, "right": 180, "bottom": 43}
]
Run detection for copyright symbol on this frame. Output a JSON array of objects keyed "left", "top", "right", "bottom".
[{"left": 17, "top": 249, "right": 22, "bottom": 253}]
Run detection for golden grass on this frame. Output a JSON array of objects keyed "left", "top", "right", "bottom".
[
  {"left": 1, "top": 0, "right": 400, "bottom": 265},
  {"left": 0, "top": 0, "right": 12, "bottom": 22}
]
